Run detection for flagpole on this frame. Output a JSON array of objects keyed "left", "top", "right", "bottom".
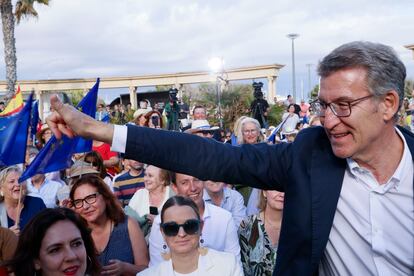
[{"left": 15, "top": 183, "right": 23, "bottom": 229}]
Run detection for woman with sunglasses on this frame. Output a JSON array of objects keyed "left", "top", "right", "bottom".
[
  {"left": 138, "top": 195, "right": 242, "bottom": 276},
  {"left": 6, "top": 208, "right": 101, "bottom": 276},
  {"left": 70, "top": 174, "right": 148, "bottom": 275}
]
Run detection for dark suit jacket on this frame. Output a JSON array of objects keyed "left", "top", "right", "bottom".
[{"left": 124, "top": 124, "right": 414, "bottom": 275}]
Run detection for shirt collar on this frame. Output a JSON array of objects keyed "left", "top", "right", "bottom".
[{"left": 346, "top": 127, "right": 409, "bottom": 191}]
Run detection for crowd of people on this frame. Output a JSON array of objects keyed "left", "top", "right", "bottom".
[{"left": 0, "top": 40, "right": 412, "bottom": 276}]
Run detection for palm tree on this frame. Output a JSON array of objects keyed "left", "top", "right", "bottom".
[{"left": 0, "top": 0, "right": 49, "bottom": 104}]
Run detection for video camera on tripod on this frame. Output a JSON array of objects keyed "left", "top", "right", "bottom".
[{"left": 251, "top": 82, "right": 269, "bottom": 128}]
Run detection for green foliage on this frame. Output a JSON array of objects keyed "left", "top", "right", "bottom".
[
  {"left": 192, "top": 83, "right": 253, "bottom": 129},
  {"left": 68, "top": 89, "right": 85, "bottom": 107},
  {"left": 404, "top": 79, "right": 413, "bottom": 98},
  {"left": 309, "top": 84, "right": 319, "bottom": 100},
  {"left": 267, "top": 104, "right": 286, "bottom": 126},
  {"left": 155, "top": 85, "right": 172, "bottom": 92}
]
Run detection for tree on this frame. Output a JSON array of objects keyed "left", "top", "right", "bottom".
[{"left": 0, "top": 0, "right": 49, "bottom": 104}]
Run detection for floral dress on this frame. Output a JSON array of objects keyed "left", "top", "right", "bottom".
[{"left": 238, "top": 214, "right": 277, "bottom": 276}]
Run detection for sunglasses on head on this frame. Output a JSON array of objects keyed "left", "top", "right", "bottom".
[{"left": 160, "top": 219, "right": 201, "bottom": 237}]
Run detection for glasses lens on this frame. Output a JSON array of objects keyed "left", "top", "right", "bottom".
[
  {"left": 73, "top": 199, "right": 83, "bottom": 209},
  {"left": 161, "top": 222, "right": 180, "bottom": 236},
  {"left": 183, "top": 219, "right": 200, "bottom": 235},
  {"left": 311, "top": 101, "right": 325, "bottom": 116},
  {"left": 84, "top": 193, "right": 98, "bottom": 204},
  {"left": 330, "top": 102, "right": 350, "bottom": 117}
]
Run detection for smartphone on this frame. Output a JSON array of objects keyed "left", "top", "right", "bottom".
[{"left": 149, "top": 206, "right": 159, "bottom": 215}]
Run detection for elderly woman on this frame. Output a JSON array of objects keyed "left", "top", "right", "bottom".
[
  {"left": 137, "top": 195, "right": 242, "bottom": 276},
  {"left": 239, "top": 190, "right": 284, "bottom": 276},
  {"left": 6, "top": 208, "right": 101, "bottom": 276},
  {"left": 70, "top": 174, "right": 148, "bottom": 275},
  {"left": 234, "top": 117, "right": 263, "bottom": 207},
  {"left": 0, "top": 166, "right": 46, "bottom": 235},
  {"left": 128, "top": 165, "right": 172, "bottom": 224}
]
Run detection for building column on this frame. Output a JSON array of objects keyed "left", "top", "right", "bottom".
[
  {"left": 129, "top": 86, "right": 138, "bottom": 110},
  {"left": 267, "top": 76, "right": 276, "bottom": 104},
  {"left": 35, "top": 90, "right": 44, "bottom": 121}
]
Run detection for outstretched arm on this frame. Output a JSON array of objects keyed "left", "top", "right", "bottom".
[{"left": 46, "top": 95, "right": 114, "bottom": 144}]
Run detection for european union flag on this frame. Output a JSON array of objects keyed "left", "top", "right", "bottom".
[
  {"left": 19, "top": 79, "right": 100, "bottom": 182},
  {"left": 30, "top": 100, "right": 39, "bottom": 139},
  {"left": 0, "top": 92, "right": 33, "bottom": 166}
]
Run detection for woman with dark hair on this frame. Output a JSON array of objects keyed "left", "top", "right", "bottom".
[
  {"left": 281, "top": 104, "right": 300, "bottom": 134},
  {"left": 137, "top": 195, "right": 242, "bottom": 276},
  {"left": 70, "top": 174, "right": 148, "bottom": 275},
  {"left": 144, "top": 110, "right": 164, "bottom": 129},
  {"left": 6, "top": 208, "right": 101, "bottom": 276},
  {"left": 84, "top": 151, "right": 113, "bottom": 190}
]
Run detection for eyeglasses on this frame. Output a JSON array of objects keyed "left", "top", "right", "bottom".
[
  {"left": 310, "top": 95, "right": 374, "bottom": 117},
  {"left": 72, "top": 192, "right": 100, "bottom": 209},
  {"left": 160, "top": 219, "right": 201, "bottom": 237},
  {"left": 243, "top": 129, "right": 258, "bottom": 135}
]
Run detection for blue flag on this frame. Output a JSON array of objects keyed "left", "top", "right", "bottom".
[
  {"left": 19, "top": 79, "right": 100, "bottom": 182},
  {"left": 0, "top": 92, "right": 34, "bottom": 166},
  {"left": 30, "top": 100, "right": 39, "bottom": 140},
  {"left": 267, "top": 116, "right": 288, "bottom": 144}
]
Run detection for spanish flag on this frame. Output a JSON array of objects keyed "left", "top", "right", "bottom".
[{"left": 0, "top": 86, "right": 24, "bottom": 116}]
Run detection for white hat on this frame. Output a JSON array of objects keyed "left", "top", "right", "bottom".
[
  {"left": 282, "top": 127, "right": 298, "bottom": 136},
  {"left": 185, "top": 120, "right": 219, "bottom": 134},
  {"left": 133, "top": 109, "right": 149, "bottom": 120}
]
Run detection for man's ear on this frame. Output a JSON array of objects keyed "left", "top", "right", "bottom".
[
  {"left": 381, "top": 90, "right": 400, "bottom": 121},
  {"left": 171, "top": 183, "right": 178, "bottom": 194}
]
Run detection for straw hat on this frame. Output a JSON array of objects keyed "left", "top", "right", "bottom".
[
  {"left": 281, "top": 127, "right": 298, "bottom": 136},
  {"left": 36, "top": 124, "right": 51, "bottom": 144},
  {"left": 133, "top": 109, "right": 149, "bottom": 120},
  {"left": 69, "top": 160, "right": 99, "bottom": 178}
]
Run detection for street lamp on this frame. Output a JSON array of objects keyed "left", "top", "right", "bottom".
[
  {"left": 306, "top": 63, "right": 313, "bottom": 99},
  {"left": 208, "top": 57, "right": 225, "bottom": 129},
  {"left": 287, "top": 33, "right": 299, "bottom": 103}
]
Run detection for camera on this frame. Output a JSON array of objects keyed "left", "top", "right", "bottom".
[
  {"left": 169, "top": 88, "right": 178, "bottom": 102},
  {"left": 253, "top": 82, "right": 264, "bottom": 99},
  {"left": 151, "top": 115, "right": 159, "bottom": 127}
]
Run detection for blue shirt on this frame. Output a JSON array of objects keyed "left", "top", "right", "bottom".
[
  {"left": 203, "top": 187, "right": 247, "bottom": 227},
  {"left": 7, "top": 196, "right": 46, "bottom": 230}
]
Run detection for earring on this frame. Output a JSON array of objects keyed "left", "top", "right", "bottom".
[
  {"left": 161, "top": 244, "right": 171, "bottom": 261},
  {"left": 198, "top": 237, "right": 208, "bottom": 256},
  {"left": 0, "top": 190, "right": 3, "bottom": 197}
]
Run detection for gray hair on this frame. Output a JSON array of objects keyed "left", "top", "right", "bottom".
[
  {"left": 318, "top": 41, "right": 406, "bottom": 120},
  {"left": 0, "top": 166, "right": 23, "bottom": 201},
  {"left": 237, "top": 117, "right": 262, "bottom": 144}
]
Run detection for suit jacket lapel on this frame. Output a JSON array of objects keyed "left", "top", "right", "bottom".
[{"left": 310, "top": 141, "right": 346, "bottom": 268}]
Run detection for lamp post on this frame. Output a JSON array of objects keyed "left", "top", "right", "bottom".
[
  {"left": 287, "top": 33, "right": 299, "bottom": 103},
  {"left": 208, "top": 57, "right": 225, "bottom": 129},
  {"left": 306, "top": 63, "right": 313, "bottom": 99}
]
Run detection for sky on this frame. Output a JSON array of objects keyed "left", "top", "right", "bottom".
[{"left": 1, "top": 0, "right": 413, "bottom": 103}]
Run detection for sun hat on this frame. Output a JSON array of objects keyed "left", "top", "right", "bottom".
[
  {"left": 69, "top": 160, "right": 99, "bottom": 178},
  {"left": 281, "top": 127, "right": 299, "bottom": 136}
]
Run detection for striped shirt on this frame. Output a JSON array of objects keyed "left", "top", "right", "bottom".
[{"left": 113, "top": 170, "right": 145, "bottom": 206}]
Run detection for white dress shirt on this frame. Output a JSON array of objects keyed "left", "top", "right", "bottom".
[
  {"left": 148, "top": 202, "right": 240, "bottom": 267},
  {"left": 320, "top": 128, "right": 414, "bottom": 275},
  {"left": 27, "top": 178, "right": 63, "bottom": 208}
]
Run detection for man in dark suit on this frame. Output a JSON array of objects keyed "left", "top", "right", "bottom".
[{"left": 47, "top": 41, "right": 413, "bottom": 275}]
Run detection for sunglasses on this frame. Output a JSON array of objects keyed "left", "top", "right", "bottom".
[{"left": 160, "top": 219, "right": 201, "bottom": 237}]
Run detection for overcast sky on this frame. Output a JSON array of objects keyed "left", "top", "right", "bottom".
[{"left": 2, "top": 0, "right": 414, "bottom": 101}]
